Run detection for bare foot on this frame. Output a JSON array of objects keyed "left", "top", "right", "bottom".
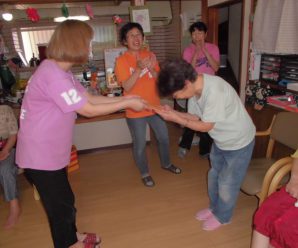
[
  {"left": 77, "top": 233, "right": 86, "bottom": 242},
  {"left": 69, "top": 241, "right": 84, "bottom": 248},
  {"left": 4, "top": 199, "right": 21, "bottom": 229}
]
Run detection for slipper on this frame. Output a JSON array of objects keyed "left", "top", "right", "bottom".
[
  {"left": 202, "top": 215, "right": 223, "bottom": 231},
  {"left": 142, "top": 176, "right": 155, "bottom": 187},
  {"left": 195, "top": 208, "right": 213, "bottom": 221},
  {"left": 162, "top": 164, "right": 182, "bottom": 174},
  {"left": 83, "top": 233, "right": 101, "bottom": 244}
]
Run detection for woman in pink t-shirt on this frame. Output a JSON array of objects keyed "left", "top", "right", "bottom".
[
  {"left": 178, "top": 21, "right": 220, "bottom": 159},
  {"left": 16, "top": 20, "right": 146, "bottom": 248}
]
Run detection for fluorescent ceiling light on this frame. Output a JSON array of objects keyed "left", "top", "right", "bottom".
[
  {"left": 54, "top": 15, "right": 90, "bottom": 22},
  {"left": 2, "top": 12, "right": 13, "bottom": 21}
]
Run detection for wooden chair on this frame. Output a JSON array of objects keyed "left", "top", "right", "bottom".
[
  {"left": 241, "top": 112, "right": 298, "bottom": 204},
  {"left": 267, "top": 160, "right": 293, "bottom": 198},
  {"left": 257, "top": 159, "right": 293, "bottom": 206}
]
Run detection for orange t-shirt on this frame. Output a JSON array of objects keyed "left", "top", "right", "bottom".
[{"left": 115, "top": 50, "right": 160, "bottom": 118}]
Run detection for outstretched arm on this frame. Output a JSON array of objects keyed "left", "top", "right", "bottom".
[
  {"left": 76, "top": 97, "right": 146, "bottom": 118},
  {"left": 154, "top": 105, "right": 214, "bottom": 132},
  {"left": 250, "top": 230, "right": 270, "bottom": 248}
]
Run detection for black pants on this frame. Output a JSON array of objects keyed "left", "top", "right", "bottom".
[
  {"left": 179, "top": 127, "right": 213, "bottom": 155},
  {"left": 25, "top": 168, "right": 77, "bottom": 248}
]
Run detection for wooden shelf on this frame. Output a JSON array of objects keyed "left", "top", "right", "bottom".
[{"left": 258, "top": 80, "right": 298, "bottom": 95}]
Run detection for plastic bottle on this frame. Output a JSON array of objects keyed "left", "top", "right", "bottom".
[{"left": 29, "top": 53, "right": 38, "bottom": 67}]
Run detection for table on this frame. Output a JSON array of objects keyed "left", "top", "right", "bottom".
[{"left": 74, "top": 112, "right": 150, "bottom": 151}]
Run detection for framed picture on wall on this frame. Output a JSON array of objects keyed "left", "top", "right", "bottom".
[{"left": 129, "top": 6, "right": 152, "bottom": 34}]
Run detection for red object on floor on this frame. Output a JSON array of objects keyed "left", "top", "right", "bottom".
[{"left": 67, "top": 145, "right": 79, "bottom": 173}]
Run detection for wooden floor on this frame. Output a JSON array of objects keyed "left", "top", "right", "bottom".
[{"left": 0, "top": 123, "right": 258, "bottom": 248}]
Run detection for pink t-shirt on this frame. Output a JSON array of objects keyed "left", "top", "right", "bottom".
[
  {"left": 16, "top": 60, "right": 87, "bottom": 171},
  {"left": 183, "top": 42, "right": 220, "bottom": 75}
]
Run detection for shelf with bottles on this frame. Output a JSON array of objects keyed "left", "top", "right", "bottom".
[{"left": 29, "top": 53, "right": 40, "bottom": 67}]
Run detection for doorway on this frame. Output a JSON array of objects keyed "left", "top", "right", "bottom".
[{"left": 207, "top": 0, "right": 243, "bottom": 93}]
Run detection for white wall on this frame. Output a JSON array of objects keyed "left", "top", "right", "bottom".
[
  {"left": 181, "top": 1, "right": 202, "bottom": 52},
  {"left": 228, "top": 2, "right": 242, "bottom": 81},
  {"left": 219, "top": 7, "right": 228, "bottom": 24},
  {"left": 239, "top": 0, "right": 251, "bottom": 102}
]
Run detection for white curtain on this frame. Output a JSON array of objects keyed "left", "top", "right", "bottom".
[{"left": 252, "top": 0, "right": 298, "bottom": 54}]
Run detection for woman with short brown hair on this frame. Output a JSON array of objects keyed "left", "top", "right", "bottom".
[{"left": 16, "top": 20, "right": 146, "bottom": 248}]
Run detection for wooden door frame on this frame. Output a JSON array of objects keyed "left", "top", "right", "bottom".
[
  {"left": 205, "top": 0, "right": 243, "bottom": 76},
  {"left": 202, "top": 0, "right": 253, "bottom": 102}
]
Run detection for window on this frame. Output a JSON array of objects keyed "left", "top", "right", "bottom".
[
  {"left": 12, "top": 26, "right": 55, "bottom": 64},
  {"left": 11, "top": 20, "right": 116, "bottom": 64},
  {"left": 89, "top": 23, "right": 116, "bottom": 60}
]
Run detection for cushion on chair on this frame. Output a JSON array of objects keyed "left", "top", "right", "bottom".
[{"left": 241, "top": 158, "right": 276, "bottom": 195}]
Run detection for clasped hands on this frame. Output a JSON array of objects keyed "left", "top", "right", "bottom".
[
  {"left": 136, "top": 54, "right": 157, "bottom": 71},
  {"left": 147, "top": 104, "right": 180, "bottom": 123},
  {"left": 123, "top": 96, "right": 178, "bottom": 120},
  {"left": 195, "top": 40, "right": 206, "bottom": 54}
]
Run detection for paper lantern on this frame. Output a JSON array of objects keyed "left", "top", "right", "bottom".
[
  {"left": 26, "top": 8, "right": 40, "bottom": 22},
  {"left": 113, "top": 15, "right": 122, "bottom": 24},
  {"left": 85, "top": 4, "right": 94, "bottom": 19},
  {"left": 61, "top": 3, "right": 69, "bottom": 18}
]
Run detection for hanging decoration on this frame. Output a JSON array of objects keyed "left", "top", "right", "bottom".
[
  {"left": 113, "top": 15, "right": 122, "bottom": 24},
  {"left": 85, "top": 4, "right": 94, "bottom": 19},
  {"left": 61, "top": 3, "right": 69, "bottom": 18},
  {"left": 26, "top": 8, "right": 40, "bottom": 22}
]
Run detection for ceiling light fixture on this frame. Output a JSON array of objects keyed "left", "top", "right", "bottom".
[
  {"left": 54, "top": 15, "right": 90, "bottom": 22},
  {"left": 1, "top": 4, "right": 13, "bottom": 21},
  {"left": 2, "top": 12, "right": 13, "bottom": 21}
]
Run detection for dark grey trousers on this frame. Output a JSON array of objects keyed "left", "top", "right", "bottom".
[{"left": 0, "top": 149, "right": 18, "bottom": 201}]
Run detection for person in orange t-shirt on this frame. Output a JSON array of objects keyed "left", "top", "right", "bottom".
[{"left": 115, "top": 22, "right": 181, "bottom": 187}]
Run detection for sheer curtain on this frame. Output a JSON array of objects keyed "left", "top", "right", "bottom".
[{"left": 252, "top": 0, "right": 298, "bottom": 54}]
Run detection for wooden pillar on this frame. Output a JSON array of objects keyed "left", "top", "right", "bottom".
[
  {"left": 207, "top": 8, "right": 218, "bottom": 45},
  {"left": 201, "top": 0, "right": 208, "bottom": 24},
  {"left": 201, "top": 0, "right": 218, "bottom": 45}
]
